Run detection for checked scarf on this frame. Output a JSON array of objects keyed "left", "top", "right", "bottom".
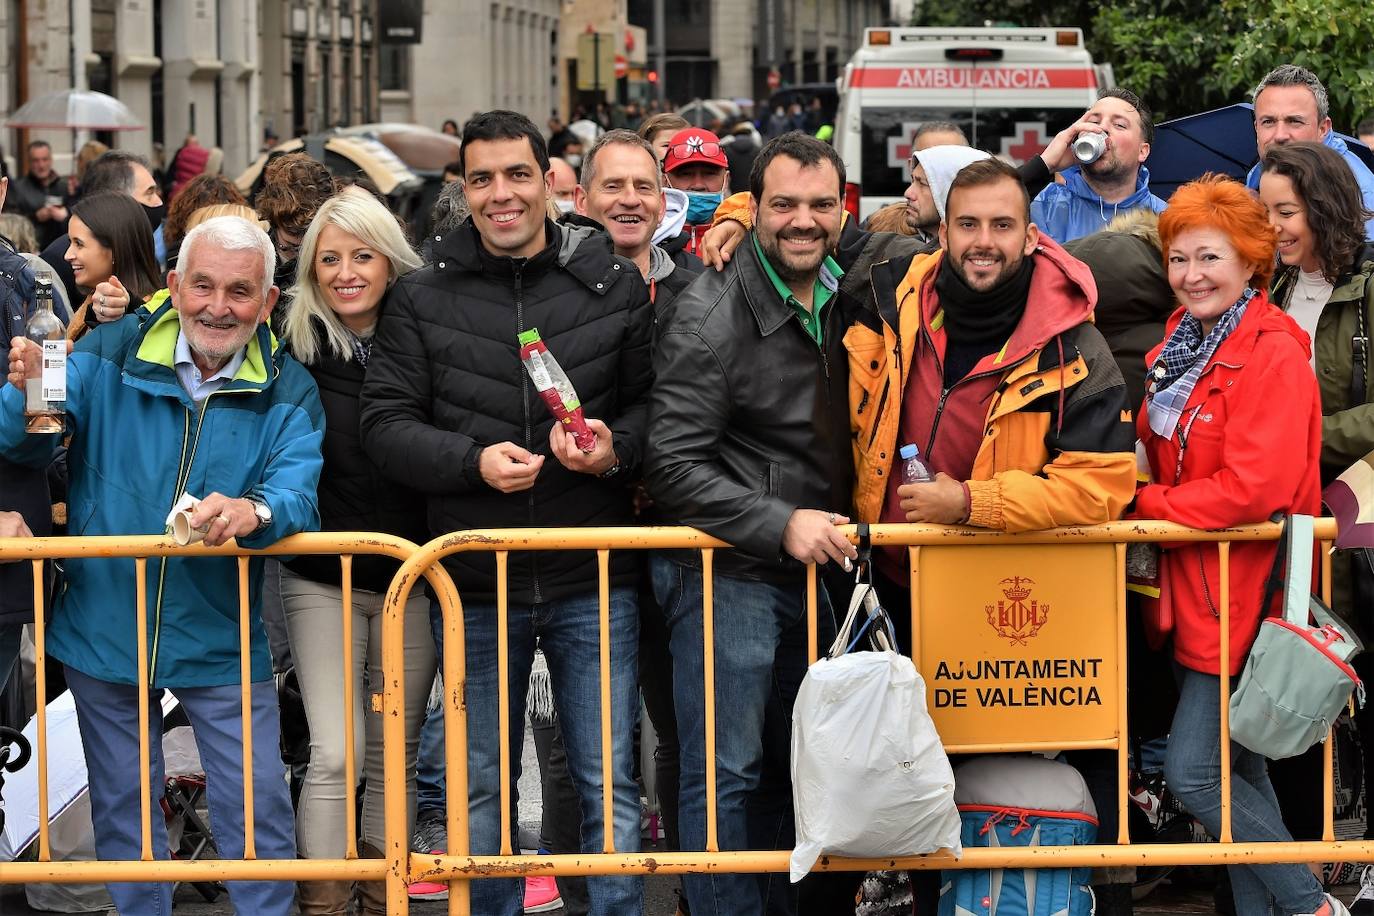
[{"left": 1146, "top": 287, "right": 1256, "bottom": 439}]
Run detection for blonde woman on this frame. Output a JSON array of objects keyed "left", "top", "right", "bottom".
[{"left": 277, "top": 187, "right": 433, "bottom": 914}]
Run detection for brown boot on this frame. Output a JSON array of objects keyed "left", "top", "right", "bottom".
[
  {"left": 296, "top": 877, "right": 354, "bottom": 915},
  {"left": 355, "top": 842, "right": 388, "bottom": 915}
]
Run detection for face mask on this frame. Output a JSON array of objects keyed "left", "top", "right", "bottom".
[
  {"left": 563, "top": 153, "right": 583, "bottom": 169},
  {"left": 143, "top": 201, "right": 167, "bottom": 231},
  {"left": 555, "top": 198, "right": 576, "bottom": 215},
  {"left": 684, "top": 191, "right": 724, "bottom": 225}
]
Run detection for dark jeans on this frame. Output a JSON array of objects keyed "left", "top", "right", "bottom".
[
  {"left": 651, "top": 555, "right": 836, "bottom": 916},
  {"left": 429, "top": 589, "right": 643, "bottom": 916},
  {"left": 533, "top": 717, "right": 591, "bottom": 916}
]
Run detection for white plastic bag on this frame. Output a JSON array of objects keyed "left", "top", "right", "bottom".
[{"left": 789, "top": 584, "right": 961, "bottom": 881}]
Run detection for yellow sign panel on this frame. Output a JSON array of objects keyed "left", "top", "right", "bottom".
[
  {"left": 576, "top": 32, "right": 619, "bottom": 92},
  {"left": 915, "top": 543, "right": 1120, "bottom": 749}
]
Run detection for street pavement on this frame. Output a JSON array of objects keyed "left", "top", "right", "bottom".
[{"left": 0, "top": 725, "right": 1362, "bottom": 913}]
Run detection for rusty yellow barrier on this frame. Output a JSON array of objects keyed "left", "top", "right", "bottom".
[
  {"left": 0, "top": 531, "right": 459, "bottom": 892},
  {"left": 3, "top": 519, "right": 1366, "bottom": 916},
  {"left": 381, "top": 519, "right": 1368, "bottom": 916}
]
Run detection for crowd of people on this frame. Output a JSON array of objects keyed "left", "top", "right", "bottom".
[{"left": 0, "top": 59, "right": 1373, "bottom": 916}]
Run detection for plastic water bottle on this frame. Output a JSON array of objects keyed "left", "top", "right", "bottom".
[{"left": 899, "top": 443, "right": 934, "bottom": 484}]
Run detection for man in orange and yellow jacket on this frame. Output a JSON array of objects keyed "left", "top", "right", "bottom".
[{"left": 849, "top": 157, "right": 1137, "bottom": 589}]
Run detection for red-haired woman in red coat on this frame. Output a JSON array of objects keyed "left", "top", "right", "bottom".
[{"left": 1135, "top": 174, "right": 1336, "bottom": 914}]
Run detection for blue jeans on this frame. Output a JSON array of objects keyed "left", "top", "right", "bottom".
[
  {"left": 1165, "top": 666, "right": 1325, "bottom": 915},
  {"left": 429, "top": 588, "right": 643, "bottom": 916},
  {"left": 415, "top": 689, "right": 445, "bottom": 822},
  {"left": 64, "top": 665, "right": 296, "bottom": 916},
  {"left": 651, "top": 555, "right": 836, "bottom": 916}
]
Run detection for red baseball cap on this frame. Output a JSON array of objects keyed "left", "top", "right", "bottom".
[{"left": 663, "top": 128, "right": 728, "bottom": 173}]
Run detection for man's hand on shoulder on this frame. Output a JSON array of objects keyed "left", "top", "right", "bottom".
[
  {"left": 189, "top": 494, "right": 262, "bottom": 548},
  {"left": 479, "top": 441, "right": 545, "bottom": 493},
  {"left": 781, "top": 508, "right": 857, "bottom": 568},
  {"left": 700, "top": 220, "right": 746, "bottom": 272},
  {"left": 548, "top": 418, "right": 618, "bottom": 476}
]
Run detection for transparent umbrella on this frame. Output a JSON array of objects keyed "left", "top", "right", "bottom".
[{"left": 6, "top": 89, "right": 144, "bottom": 131}]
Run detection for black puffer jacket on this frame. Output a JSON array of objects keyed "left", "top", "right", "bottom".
[
  {"left": 360, "top": 219, "right": 654, "bottom": 604},
  {"left": 284, "top": 314, "right": 429, "bottom": 593},
  {"left": 646, "top": 234, "right": 853, "bottom": 582}
]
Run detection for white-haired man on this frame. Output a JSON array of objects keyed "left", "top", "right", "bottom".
[{"left": 2, "top": 216, "right": 325, "bottom": 916}]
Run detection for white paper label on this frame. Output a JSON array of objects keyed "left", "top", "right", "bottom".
[
  {"left": 41, "top": 339, "right": 66, "bottom": 402},
  {"left": 526, "top": 350, "right": 554, "bottom": 390}
]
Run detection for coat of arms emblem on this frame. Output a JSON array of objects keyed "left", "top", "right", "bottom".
[{"left": 985, "top": 576, "right": 1049, "bottom": 645}]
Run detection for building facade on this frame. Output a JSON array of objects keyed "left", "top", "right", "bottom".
[
  {"left": 376, "top": 0, "right": 561, "bottom": 134},
  {"left": 626, "top": 0, "right": 891, "bottom": 103},
  {"left": 0, "top": 0, "right": 374, "bottom": 179}
]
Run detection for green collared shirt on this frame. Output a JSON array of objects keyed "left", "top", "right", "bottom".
[{"left": 752, "top": 235, "right": 844, "bottom": 346}]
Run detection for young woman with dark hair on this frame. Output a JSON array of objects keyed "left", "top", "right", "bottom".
[{"left": 64, "top": 190, "right": 163, "bottom": 342}]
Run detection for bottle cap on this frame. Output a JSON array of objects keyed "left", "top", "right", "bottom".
[{"left": 899, "top": 444, "right": 917, "bottom": 459}]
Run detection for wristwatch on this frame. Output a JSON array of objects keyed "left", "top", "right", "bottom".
[
  {"left": 598, "top": 458, "right": 625, "bottom": 481},
  {"left": 245, "top": 496, "right": 273, "bottom": 532}
]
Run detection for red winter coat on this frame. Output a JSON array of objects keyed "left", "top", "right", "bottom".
[
  {"left": 1134, "top": 293, "right": 1322, "bottom": 676},
  {"left": 168, "top": 143, "right": 210, "bottom": 200}
]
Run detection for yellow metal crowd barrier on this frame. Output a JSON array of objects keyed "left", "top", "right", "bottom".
[
  {"left": 0, "top": 532, "right": 461, "bottom": 891},
  {"left": 2, "top": 519, "right": 1367, "bottom": 916}
]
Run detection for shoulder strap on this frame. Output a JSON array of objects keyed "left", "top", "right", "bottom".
[
  {"left": 1351, "top": 277, "right": 1369, "bottom": 410},
  {"left": 1260, "top": 514, "right": 1291, "bottom": 622},
  {"left": 1283, "top": 515, "right": 1316, "bottom": 625}
]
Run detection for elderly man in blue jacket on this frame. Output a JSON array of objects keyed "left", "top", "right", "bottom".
[
  {"left": 2, "top": 215, "right": 324, "bottom": 916},
  {"left": 1030, "top": 87, "right": 1168, "bottom": 244},
  {"left": 1245, "top": 64, "right": 1374, "bottom": 239}
]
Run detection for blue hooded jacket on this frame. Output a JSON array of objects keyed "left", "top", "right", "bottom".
[
  {"left": 1031, "top": 165, "right": 1168, "bottom": 245},
  {"left": 1246, "top": 131, "right": 1374, "bottom": 240},
  {"left": 0, "top": 299, "right": 325, "bottom": 687}
]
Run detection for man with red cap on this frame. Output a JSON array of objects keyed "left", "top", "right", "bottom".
[{"left": 662, "top": 127, "right": 730, "bottom": 258}]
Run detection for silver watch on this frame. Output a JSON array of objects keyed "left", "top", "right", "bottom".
[{"left": 246, "top": 497, "right": 272, "bottom": 531}]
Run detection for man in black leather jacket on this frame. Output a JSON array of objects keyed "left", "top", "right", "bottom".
[{"left": 645, "top": 132, "right": 858, "bottom": 916}]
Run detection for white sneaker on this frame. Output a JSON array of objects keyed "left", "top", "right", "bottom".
[{"left": 1352, "top": 865, "right": 1374, "bottom": 915}]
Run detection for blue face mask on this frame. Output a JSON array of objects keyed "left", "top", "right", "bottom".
[{"left": 684, "top": 190, "right": 724, "bottom": 224}]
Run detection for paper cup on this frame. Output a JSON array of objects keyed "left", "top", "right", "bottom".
[{"left": 171, "top": 509, "right": 209, "bottom": 546}]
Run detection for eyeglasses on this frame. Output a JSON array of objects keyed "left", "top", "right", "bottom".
[{"left": 668, "top": 141, "right": 722, "bottom": 161}]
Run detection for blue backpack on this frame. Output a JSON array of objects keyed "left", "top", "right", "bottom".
[{"left": 938, "top": 755, "right": 1097, "bottom": 916}]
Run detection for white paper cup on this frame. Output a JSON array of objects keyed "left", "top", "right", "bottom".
[{"left": 171, "top": 509, "right": 209, "bottom": 546}]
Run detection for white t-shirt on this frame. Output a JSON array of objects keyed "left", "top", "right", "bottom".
[{"left": 1288, "top": 268, "right": 1334, "bottom": 370}]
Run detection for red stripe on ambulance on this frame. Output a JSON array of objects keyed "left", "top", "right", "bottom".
[{"left": 851, "top": 67, "right": 1098, "bottom": 90}]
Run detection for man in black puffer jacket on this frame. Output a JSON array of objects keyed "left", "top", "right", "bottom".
[{"left": 360, "top": 110, "right": 652, "bottom": 916}]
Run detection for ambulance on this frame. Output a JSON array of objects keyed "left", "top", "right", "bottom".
[{"left": 833, "top": 27, "right": 1108, "bottom": 220}]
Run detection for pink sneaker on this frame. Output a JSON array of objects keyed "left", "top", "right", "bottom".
[
  {"left": 408, "top": 847, "right": 449, "bottom": 900},
  {"left": 524, "top": 874, "right": 563, "bottom": 913}
]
